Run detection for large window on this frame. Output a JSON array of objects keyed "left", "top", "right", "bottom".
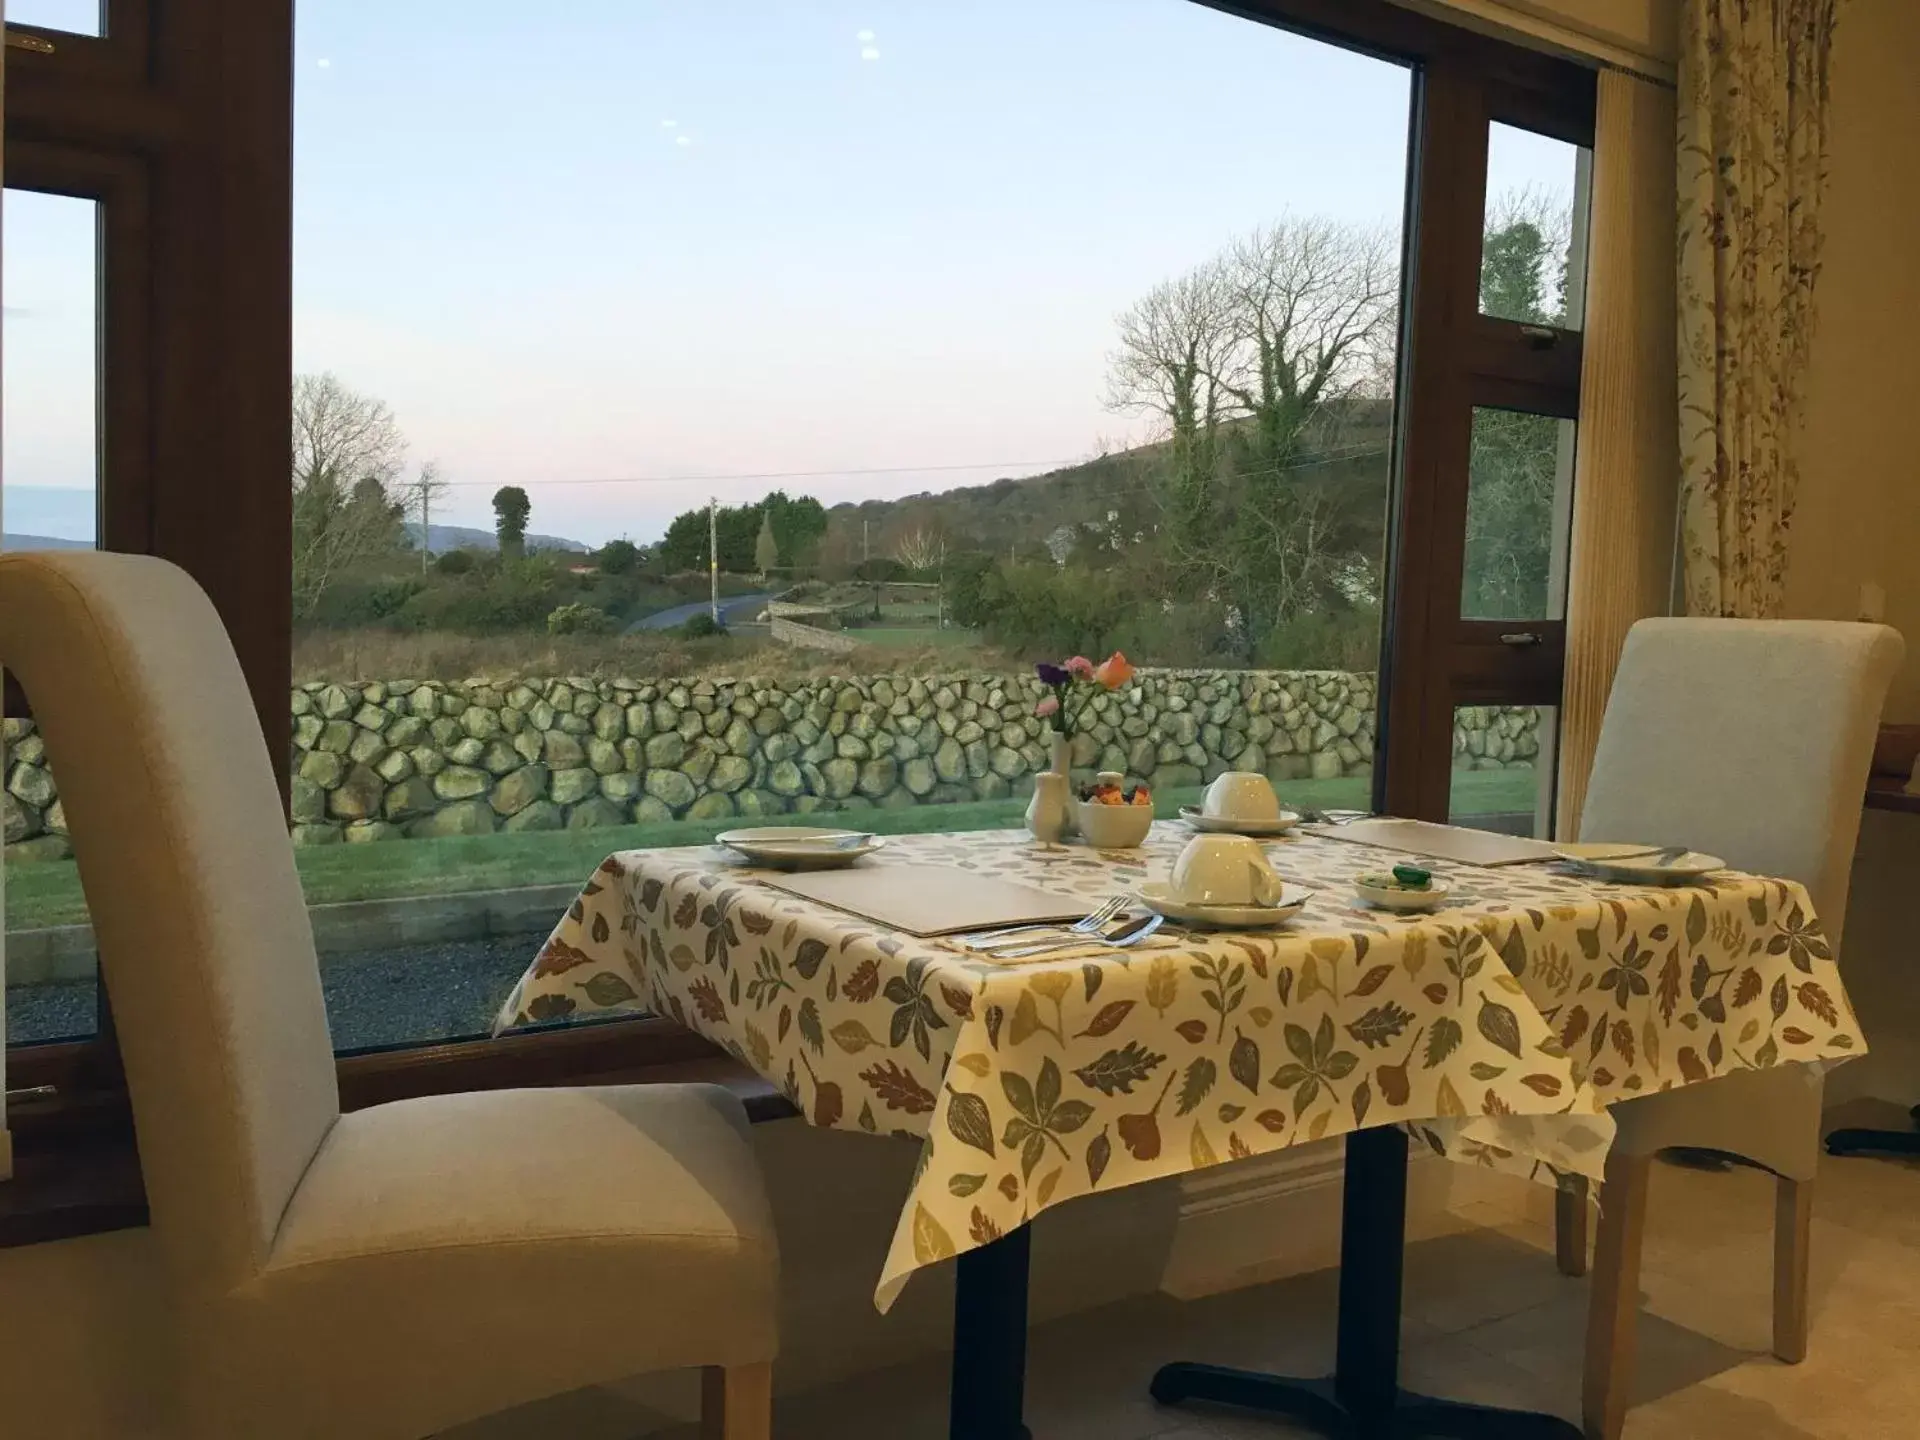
[
  {"left": 275, "top": 0, "right": 1587, "bottom": 1056},
  {"left": 4, "top": 0, "right": 1593, "bottom": 1130}
]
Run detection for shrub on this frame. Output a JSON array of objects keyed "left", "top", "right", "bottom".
[
  {"left": 433, "top": 548, "right": 477, "bottom": 575},
  {"left": 970, "top": 563, "right": 1137, "bottom": 658},
  {"left": 680, "top": 612, "right": 725, "bottom": 639},
  {"left": 854, "top": 556, "right": 907, "bottom": 584},
  {"left": 547, "top": 602, "right": 617, "bottom": 636},
  {"left": 595, "top": 539, "right": 639, "bottom": 575}
]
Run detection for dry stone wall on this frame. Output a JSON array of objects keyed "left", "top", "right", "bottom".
[{"left": 2, "top": 673, "right": 1540, "bottom": 855}]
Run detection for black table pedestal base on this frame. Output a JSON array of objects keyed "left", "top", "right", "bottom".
[
  {"left": 1825, "top": 1105, "right": 1920, "bottom": 1158},
  {"left": 1151, "top": 1363, "right": 1581, "bottom": 1438},
  {"left": 1151, "top": 1126, "right": 1580, "bottom": 1439},
  {"left": 950, "top": 1223, "right": 1033, "bottom": 1440}
]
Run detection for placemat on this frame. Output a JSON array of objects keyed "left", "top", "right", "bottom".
[
  {"left": 760, "top": 864, "right": 1088, "bottom": 936},
  {"left": 1300, "top": 816, "right": 1559, "bottom": 867}
]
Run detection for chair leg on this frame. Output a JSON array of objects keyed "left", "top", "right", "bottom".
[
  {"left": 702, "top": 1362, "right": 773, "bottom": 1440},
  {"left": 1772, "top": 1175, "right": 1813, "bottom": 1364},
  {"left": 1583, "top": 1151, "right": 1653, "bottom": 1440},
  {"left": 1556, "top": 1175, "right": 1591, "bottom": 1277}
]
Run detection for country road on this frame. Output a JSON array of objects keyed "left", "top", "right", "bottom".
[{"left": 626, "top": 591, "right": 780, "bottom": 633}]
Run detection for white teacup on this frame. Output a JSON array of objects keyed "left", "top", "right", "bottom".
[
  {"left": 1202, "top": 770, "right": 1283, "bottom": 823},
  {"left": 1171, "top": 834, "right": 1287, "bottom": 908}
]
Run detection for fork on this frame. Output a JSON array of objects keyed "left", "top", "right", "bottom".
[
  {"left": 993, "top": 912, "right": 1167, "bottom": 960},
  {"left": 957, "top": 895, "right": 1128, "bottom": 952}
]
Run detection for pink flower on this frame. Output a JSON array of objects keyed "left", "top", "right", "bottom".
[
  {"left": 1034, "top": 695, "right": 1061, "bottom": 718},
  {"left": 1066, "top": 655, "right": 1095, "bottom": 679}
]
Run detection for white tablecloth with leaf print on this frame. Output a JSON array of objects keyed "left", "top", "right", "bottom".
[{"left": 495, "top": 824, "right": 1863, "bottom": 1310}]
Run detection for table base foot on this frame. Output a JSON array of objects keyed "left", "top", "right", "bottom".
[
  {"left": 1150, "top": 1362, "right": 1582, "bottom": 1439},
  {"left": 1826, "top": 1126, "right": 1920, "bottom": 1157}
]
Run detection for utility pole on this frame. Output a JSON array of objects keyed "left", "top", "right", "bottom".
[
  {"left": 862, "top": 518, "right": 870, "bottom": 565},
  {"left": 411, "top": 461, "right": 446, "bottom": 575},
  {"left": 709, "top": 497, "right": 720, "bottom": 624}
]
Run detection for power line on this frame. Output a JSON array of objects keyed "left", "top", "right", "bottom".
[{"left": 437, "top": 458, "right": 1084, "bottom": 489}]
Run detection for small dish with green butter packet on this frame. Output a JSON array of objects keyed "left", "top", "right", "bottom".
[{"left": 1354, "top": 864, "right": 1452, "bottom": 913}]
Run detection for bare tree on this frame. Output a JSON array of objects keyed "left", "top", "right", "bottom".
[
  {"left": 291, "top": 373, "right": 409, "bottom": 618},
  {"left": 891, "top": 523, "right": 949, "bottom": 573},
  {"left": 1104, "top": 260, "right": 1238, "bottom": 547},
  {"left": 1216, "top": 217, "right": 1400, "bottom": 469},
  {"left": 402, "top": 460, "right": 449, "bottom": 573}
]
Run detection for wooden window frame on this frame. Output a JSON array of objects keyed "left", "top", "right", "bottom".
[{"left": 4, "top": 0, "right": 1596, "bottom": 1236}]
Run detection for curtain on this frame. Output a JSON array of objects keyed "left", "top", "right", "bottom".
[
  {"left": 1677, "top": 0, "right": 1841, "bottom": 618},
  {"left": 1555, "top": 70, "right": 1682, "bottom": 838}
]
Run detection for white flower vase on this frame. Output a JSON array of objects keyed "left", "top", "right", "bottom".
[{"left": 1026, "top": 730, "right": 1075, "bottom": 843}]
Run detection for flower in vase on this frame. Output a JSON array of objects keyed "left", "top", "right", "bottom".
[
  {"left": 1034, "top": 694, "right": 1061, "bottom": 719},
  {"left": 1066, "top": 655, "right": 1095, "bottom": 679},
  {"left": 1094, "top": 651, "right": 1135, "bottom": 689},
  {"left": 1035, "top": 661, "right": 1070, "bottom": 688}
]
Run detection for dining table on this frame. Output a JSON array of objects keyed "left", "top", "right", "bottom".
[{"left": 496, "top": 820, "right": 1866, "bottom": 1440}]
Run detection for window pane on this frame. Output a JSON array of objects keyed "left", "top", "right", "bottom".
[
  {"left": 1480, "top": 122, "right": 1590, "bottom": 328},
  {"left": 1461, "top": 407, "right": 1575, "bottom": 621},
  {"left": 3, "top": 191, "right": 99, "bottom": 551},
  {"left": 1449, "top": 705, "right": 1556, "bottom": 839},
  {"left": 293, "top": 2, "right": 1409, "bottom": 1050},
  {"left": 5, "top": 190, "right": 100, "bottom": 1046},
  {"left": 5, "top": 1, "right": 102, "bottom": 37}
]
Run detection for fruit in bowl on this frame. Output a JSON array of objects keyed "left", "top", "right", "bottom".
[{"left": 1075, "top": 780, "right": 1154, "bottom": 848}]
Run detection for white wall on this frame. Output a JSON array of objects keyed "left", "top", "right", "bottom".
[{"left": 1780, "top": 0, "right": 1920, "bottom": 1107}]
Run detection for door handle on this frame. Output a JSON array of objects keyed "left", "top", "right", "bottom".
[
  {"left": 1499, "top": 632, "right": 1542, "bottom": 647},
  {"left": 5, "top": 31, "right": 58, "bottom": 53}
]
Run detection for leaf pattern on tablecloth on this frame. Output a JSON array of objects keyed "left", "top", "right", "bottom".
[{"left": 495, "top": 823, "right": 1865, "bottom": 1310}]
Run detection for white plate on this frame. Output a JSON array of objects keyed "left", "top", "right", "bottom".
[
  {"left": 716, "top": 827, "right": 885, "bottom": 870},
  {"left": 1139, "top": 880, "right": 1314, "bottom": 929},
  {"left": 1354, "top": 872, "right": 1454, "bottom": 912},
  {"left": 1178, "top": 806, "right": 1302, "bottom": 837},
  {"left": 1553, "top": 842, "right": 1725, "bottom": 885}
]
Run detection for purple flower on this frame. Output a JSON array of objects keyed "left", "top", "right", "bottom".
[{"left": 1035, "top": 662, "right": 1070, "bottom": 688}]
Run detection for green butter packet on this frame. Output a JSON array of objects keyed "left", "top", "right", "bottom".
[{"left": 1391, "top": 864, "right": 1432, "bottom": 891}]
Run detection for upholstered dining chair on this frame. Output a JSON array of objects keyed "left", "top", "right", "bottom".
[
  {"left": 0, "top": 552, "right": 779, "bottom": 1440},
  {"left": 1559, "top": 618, "right": 1902, "bottom": 1440}
]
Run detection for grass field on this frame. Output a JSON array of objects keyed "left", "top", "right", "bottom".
[
  {"left": 847, "top": 626, "right": 982, "bottom": 649},
  {"left": 2, "top": 767, "right": 1537, "bottom": 935}
]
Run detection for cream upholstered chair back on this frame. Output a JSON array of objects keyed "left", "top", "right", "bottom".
[
  {"left": 0, "top": 552, "right": 339, "bottom": 1296},
  {"left": 1580, "top": 618, "right": 1904, "bottom": 950}
]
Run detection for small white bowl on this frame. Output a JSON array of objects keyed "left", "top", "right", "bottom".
[
  {"left": 1076, "top": 798, "right": 1154, "bottom": 849},
  {"left": 1354, "top": 871, "right": 1451, "bottom": 912}
]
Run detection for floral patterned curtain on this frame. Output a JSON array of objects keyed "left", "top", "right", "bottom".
[{"left": 1677, "top": 0, "right": 1841, "bottom": 618}]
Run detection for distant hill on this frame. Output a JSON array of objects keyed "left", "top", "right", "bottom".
[
  {"left": 825, "top": 399, "right": 1393, "bottom": 560},
  {"left": 404, "top": 522, "right": 588, "bottom": 555},
  {"left": 3, "top": 534, "right": 92, "bottom": 551}
]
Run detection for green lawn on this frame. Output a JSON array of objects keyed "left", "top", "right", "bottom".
[{"left": 4, "top": 767, "right": 1537, "bottom": 933}]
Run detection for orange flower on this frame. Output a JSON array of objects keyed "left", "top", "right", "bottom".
[{"left": 1094, "top": 651, "right": 1134, "bottom": 689}]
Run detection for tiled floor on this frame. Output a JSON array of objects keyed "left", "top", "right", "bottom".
[{"left": 659, "top": 1122, "right": 1920, "bottom": 1439}]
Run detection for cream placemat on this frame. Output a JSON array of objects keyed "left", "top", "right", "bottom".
[
  {"left": 1301, "top": 817, "right": 1559, "bottom": 867},
  {"left": 760, "top": 864, "right": 1089, "bottom": 936}
]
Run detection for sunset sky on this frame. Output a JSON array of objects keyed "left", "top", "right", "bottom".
[{"left": 4, "top": 0, "right": 1575, "bottom": 548}]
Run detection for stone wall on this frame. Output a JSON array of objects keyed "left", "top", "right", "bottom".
[{"left": 2, "top": 673, "right": 1540, "bottom": 855}]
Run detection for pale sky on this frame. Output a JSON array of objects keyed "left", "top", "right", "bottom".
[{"left": 3, "top": 0, "right": 1578, "bottom": 548}]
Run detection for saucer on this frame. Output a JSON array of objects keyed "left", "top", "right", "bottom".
[
  {"left": 1178, "top": 806, "right": 1302, "bottom": 837},
  {"left": 716, "top": 827, "right": 885, "bottom": 870},
  {"left": 1138, "top": 880, "right": 1313, "bottom": 929},
  {"left": 1552, "top": 842, "right": 1725, "bottom": 885}
]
